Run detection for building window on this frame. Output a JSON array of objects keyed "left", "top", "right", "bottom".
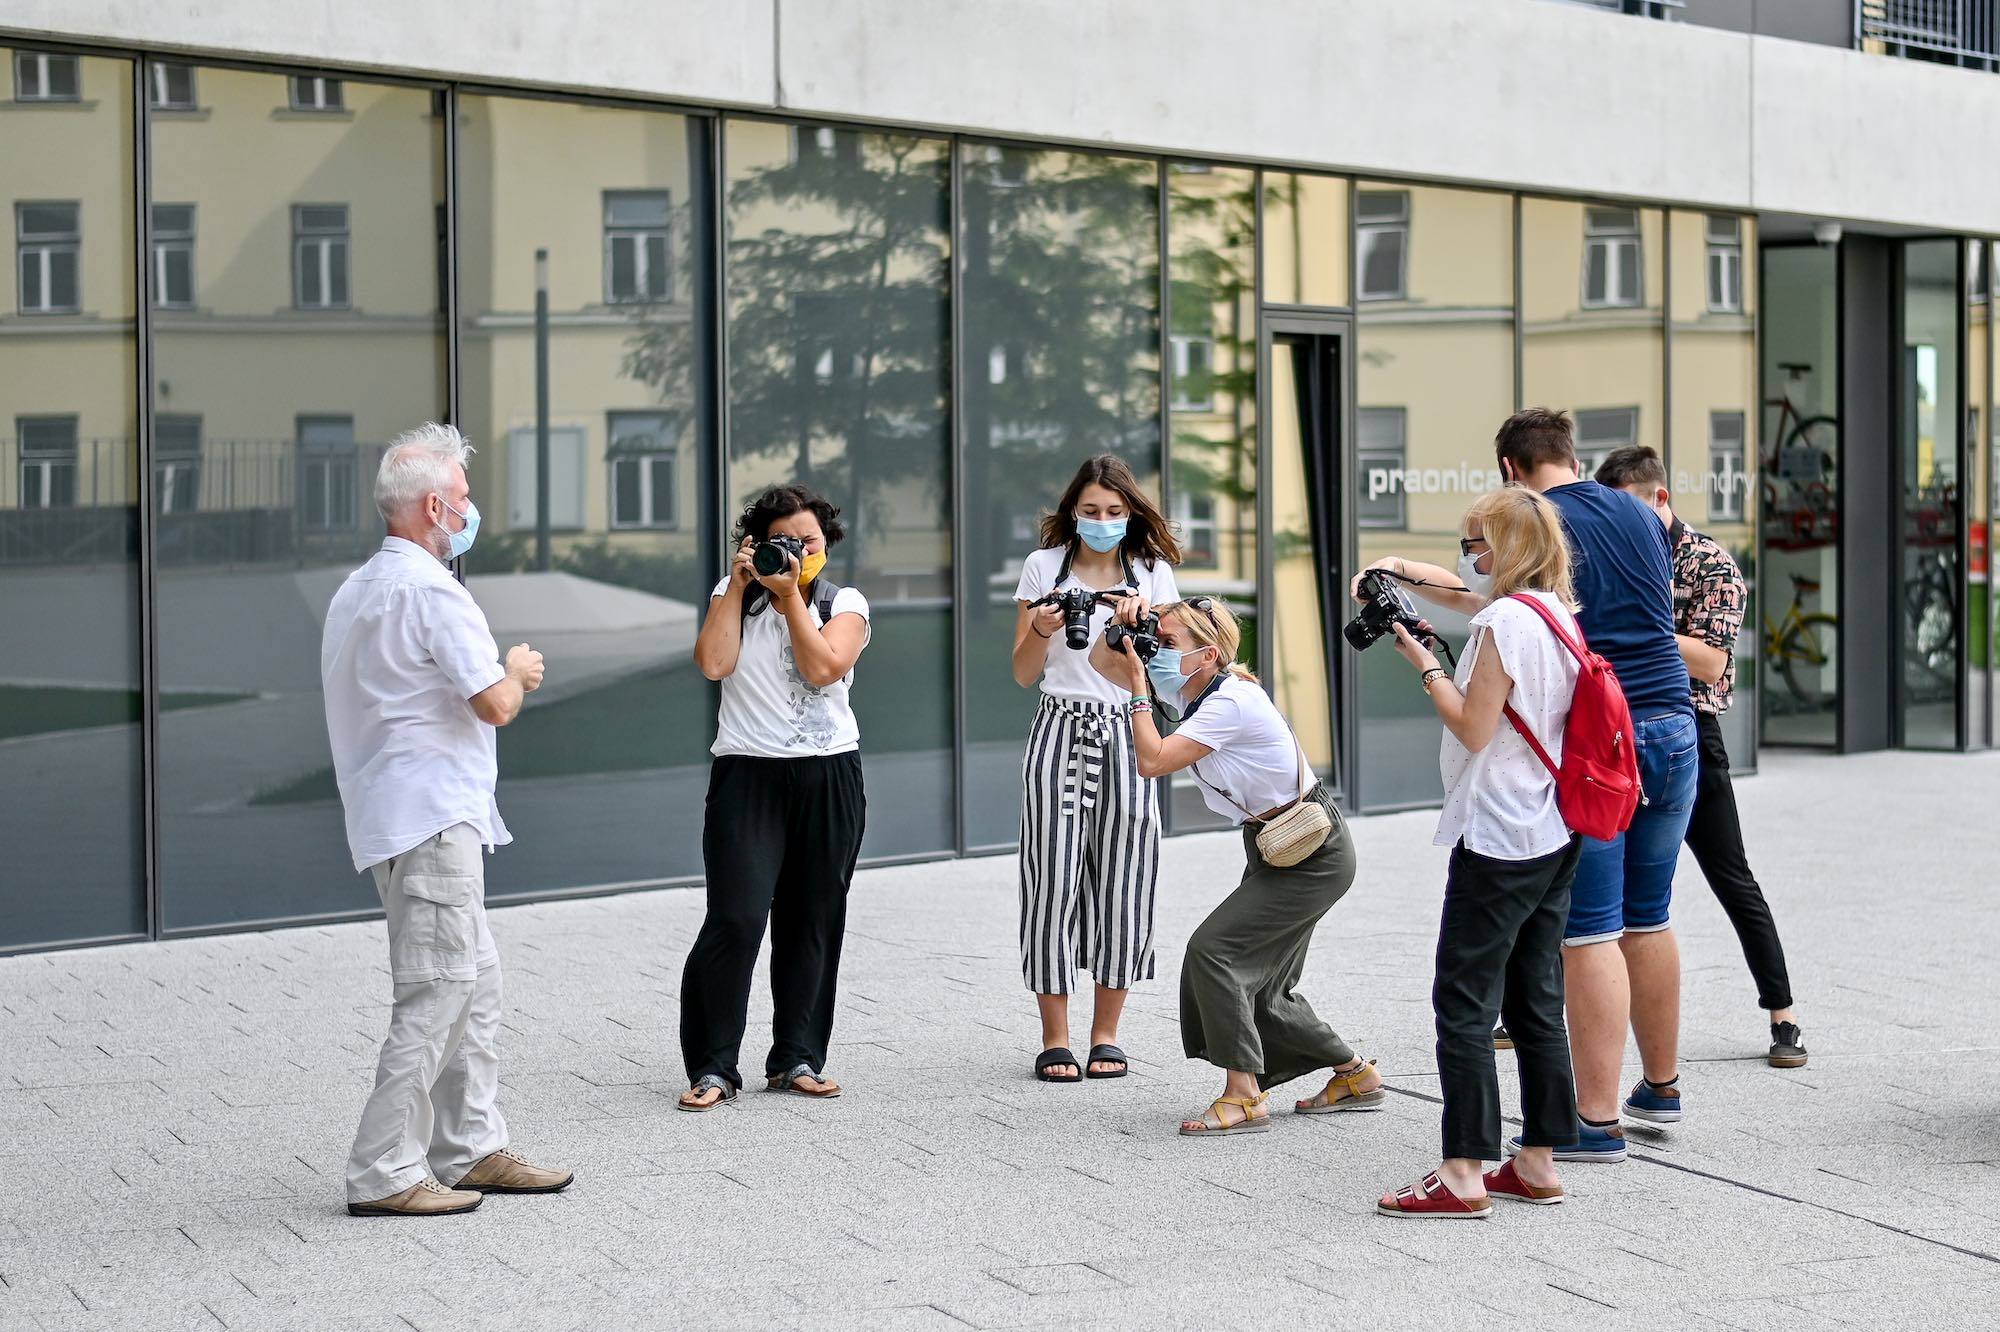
[
  {"left": 1170, "top": 335, "right": 1215, "bottom": 411},
  {"left": 1573, "top": 406, "right": 1638, "bottom": 478},
  {"left": 984, "top": 144, "right": 1030, "bottom": 188},
  {"left": 16, "top": 202, "right": 80, "bottom": 315},
  {"left": 1708, "top": 410, "right": 1746, "bottom": 523},
  {"left": 608, "top": 412, "right": 677, "bottom": 529},
  {"left": 155, "top": 414, "right": 202, "bottom": 515},
  {"left": 148, "top": 62, "right": 196, "bottom": 110},
  {"left": 1355, "top": 190, "right": 1410, "bottom": 302},
  {"left": 1172, "top": 490, "right": 1217, "bottom": 565},
  {"left": 152, "top": 204, "right": 196, "bottom": 309},
  {"left": 791, "top": 125, "right": 861, "bottom": 166},
  {"left": 287, "top": 75, "right": 343, "bottom": 111},
  {"left": 292, "top": 205, "right": 350, "bottom": 309},
  {"left": 1583, "top": 207, "right": 1642, "bottom": 309},
  {"left": 1705, "top": 215, "right": 1743, "bottom": 314},
  {"left": 13, "top": 51, "right": 80, "bottom": 103},
  {"left": 297, "top": 416, "right": 356, "bottom": 530},
  {"left": 603, "top": 191, "right": 671, "bottom": 304},
  {"left": 1356, "top": 407, "right": 1408, "bottom": 530},
  {"left": 16, "top": 416, "right": 78, "bottom": 509}
]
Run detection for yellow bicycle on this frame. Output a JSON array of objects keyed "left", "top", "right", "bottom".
[{"left": 1763, "top": 573, "right": 1837, "bottom": 709}]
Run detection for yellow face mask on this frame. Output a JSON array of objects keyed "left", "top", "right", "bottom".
[{"left": 798, "top": 550, "right": 827, "bottom": 587}]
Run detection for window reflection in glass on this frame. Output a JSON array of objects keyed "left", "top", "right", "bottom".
[
  {"left": 959, "top": 144, "right": 1160, "bottom": 850},
  {"left": 1759, "top": 245, "right": 1840, "bottom": 746},
  {"left": 1670, "top": 209, "right": 1759, "bottom": 767},
  {"left": 456, "top": 92, "right": 715, "bottom": 896},
  {"left": 725, "top": 120, "right": 953, "bottom": 858},
  {"left": 0, "top": 48, "right": 145, "bottom": 948},
  {"left": 1969, "top": 239, "right": 1990, "bottom": 749},
  {"left": 1262, "top": 172, "right": 1348, "bottom": 308},
  {"left": 1354, "top": 183, "right": 1514, "bottom": 808},
  {"left": 1901, "top": 238, "right": 1960, "bottom": 749},
  {"left": 152, "top": 66, "right": 445, "bottom": 928},
  {"left": 1167, "top": 162, "right": 1255, "bottom": 829}
]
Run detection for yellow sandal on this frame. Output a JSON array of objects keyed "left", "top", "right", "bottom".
[
  {"left": 1179, "top": 1091, "right": 1273, "bottom": 1137},
  {"left": 1294, "top": 1059, "right": 1385, "bottom": 1114}
]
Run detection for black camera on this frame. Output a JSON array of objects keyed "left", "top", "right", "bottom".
[
  {"left": 1343, "top": 569, "right": 1430, "bottom": 653},
  {"left": 1031, "top": 586, "right": 1113, "bottom": 651},
  {"left": 752, "top": 533, "right": 805, "bottom": 577},
  {"left": 1103, "top": 610, "right": 1162, "bottom": 662}
]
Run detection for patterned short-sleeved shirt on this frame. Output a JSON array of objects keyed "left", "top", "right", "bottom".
[{"left": 1671, "top": 520, "right": 1745, "bottom": 715}]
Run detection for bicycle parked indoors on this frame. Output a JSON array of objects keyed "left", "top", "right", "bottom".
[
  {"left": 1762, "top": 362, "right": 1837, "bottom": 550},
  {"left": 1763, "top": 573, "right": 1837, "bottom": 714}
]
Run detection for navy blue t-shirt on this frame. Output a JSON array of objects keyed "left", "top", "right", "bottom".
[{"left": 1542, "top": 481, "right": 1692, "bottom": 720}]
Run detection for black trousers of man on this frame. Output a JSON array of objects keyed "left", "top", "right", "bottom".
[
  {"left": 1682, "top": 712, "right": 1793, "bottom": 1012},
  {"left": 680, "top": 752, "right": 866, "bottom": 1089}
]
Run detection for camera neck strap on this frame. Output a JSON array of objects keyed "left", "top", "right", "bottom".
[
  {"left": 1055, "top": 540, "right": 1136, "bottom": 593},
  {"left": 743, "top": 573, "right": 842, "bottom": 624}
]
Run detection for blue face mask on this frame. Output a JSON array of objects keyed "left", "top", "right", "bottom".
[
  {"left": 1146, "top": 645, "right": 1209, "bottom": 696},
  {"left": 1075, "top": 514, "right": 1127, "bottom": 553},
  {"left": 436, "top": 495, "right": 480, "bottom": 560}
]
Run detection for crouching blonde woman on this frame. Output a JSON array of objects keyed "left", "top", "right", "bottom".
[
  {"left": 1370, "top": 486, "right": 1584, "bottom": 1218},
  {"left": 1092, "top": 598, "right": 1381, "bottom": 1137}
]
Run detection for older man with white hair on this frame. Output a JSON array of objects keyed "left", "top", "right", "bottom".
[{"left": 323, "top": 422, "right": 572, "bottom": 1217}]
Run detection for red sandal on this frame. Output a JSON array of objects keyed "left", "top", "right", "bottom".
[
  {"left": 1376, "top": 1171, "right": 1491, "bottom": 1219},
  {"left": 1483, "top": 1158, "right": 1564, "bottom": 1205}
]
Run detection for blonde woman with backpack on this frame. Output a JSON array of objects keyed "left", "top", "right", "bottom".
[{"left": 1365, "top": 487, "right": 1586, "bottom": 1219}]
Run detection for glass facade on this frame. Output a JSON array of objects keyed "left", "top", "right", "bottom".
[
  {"left": 0, "top": 49, "right": 145, "bottom": 950},
  {"left": 0, "top": 41, "right": 1983, "bottom": 952},
  {"left": 1759, "top": 245, "right": 1841, "bottom": 746}
]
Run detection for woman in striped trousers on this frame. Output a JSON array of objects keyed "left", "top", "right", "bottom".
[{"left": 1010, "top": 455, "right": 1181, "bottom": 1083}]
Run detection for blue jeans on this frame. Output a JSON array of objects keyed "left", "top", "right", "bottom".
[{"left": 1564, "top": 710, "right": 1699, "bottom": 946}]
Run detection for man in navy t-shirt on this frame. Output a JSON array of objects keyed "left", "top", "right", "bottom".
[{"left": 1496, "top": 409, "right": 1697, "bottom": 1163}]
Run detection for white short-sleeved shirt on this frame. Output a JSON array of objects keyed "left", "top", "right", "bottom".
[
  {"left": 321, "top": 537, "right": 512, "bottom": 872},
  {"left": 1171, "top": 676, "right": 1310, "bottom": 825},
  {"left": 1435, "top": 592, "right": 1582, "bottom": 861},
  {"left": 711, "top": 579, "right": 870, "bottom": 758},
  {"left": 1013, "top": 545, "right": 1180, "bottom": 705}
]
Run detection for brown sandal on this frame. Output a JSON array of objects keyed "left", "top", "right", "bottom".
[
  {"left": 1179, "top": 1091, "right": 1272, "bottom": 1137},
  {"left": 766, "top": 1063, "right": 841, "bottom": 1098},
  {"left": 1295, "top": 1058, "right": 1385, "bottom": 1114}
]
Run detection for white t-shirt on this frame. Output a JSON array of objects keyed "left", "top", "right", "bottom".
[
  {"left": 1171, "top": 676, "right": 1310, "bottom": 826},
  {"left": 1435, "top": 591, "right": 1582, "bottom": 860},
  {"left": 1013, "top": 545, "right": 1180, "bottom": 705},
  {"left": 710, "top": 578, "right": 870, "bottom": 758},
  {"left": 321, "top": 537, "right": 511, "bottom": 872}
]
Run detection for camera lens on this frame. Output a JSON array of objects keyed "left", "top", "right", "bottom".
[{"left": 752, "top": 542, "right": 788, "bottom": 577}]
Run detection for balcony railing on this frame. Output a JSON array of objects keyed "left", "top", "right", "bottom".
[{"left": 1857, "top": 0, "right": 2000, "bottom": 64}]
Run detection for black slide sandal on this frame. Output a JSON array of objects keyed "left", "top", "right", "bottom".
[
  {"left": 1035, "top": 1047, "right": 1082, "bottom": 1083},
  {"left": 1085, "top": 1044, "right": 1129, "bottom": 1079}
]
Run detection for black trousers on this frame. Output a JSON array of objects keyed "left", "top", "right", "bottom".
[
  {"left": 680, "top": 752, "right": 866, "bottom": 1089},
  {"left": 1683, "top": 712, "right": 1794, "bottom": 1011},
  {"left": 1434, "top": 838, "right": 1581, "bottom": 1161}
]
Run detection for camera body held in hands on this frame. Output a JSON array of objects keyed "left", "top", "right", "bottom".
[
  {"left": 1103, "top": 610, "right": 1162, "bottom": 662},
  {"left": 752, "top": 533, "right": 806, "bottom": 578},
  {"left": 1031, "top": 586, "right": 1116, "bottom": 651},
  {"left": 1344, "top": 569, "right": 1431, "bottom": 653}
]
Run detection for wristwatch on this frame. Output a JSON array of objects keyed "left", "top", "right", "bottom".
[{"left": 1421, "top": 667, "right": 1449, "bottom": 693}]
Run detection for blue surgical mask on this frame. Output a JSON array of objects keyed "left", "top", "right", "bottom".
[
  {"left": 1075, "top": 515, "right": 1127, "bottom": 553},
  {"left": 436, "top": 495, "right": 480, "bottom": 560},
  {"left": 1146, "top": 645, "right": 1208, "bottom": 696}
]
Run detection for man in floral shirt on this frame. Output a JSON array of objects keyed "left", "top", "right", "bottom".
[{"left": 1596, "top": 447, "right": 1805, "bottom": 1070}]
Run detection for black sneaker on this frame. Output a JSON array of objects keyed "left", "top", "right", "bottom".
[
  {"left": 1492, "top": 1025, "right": 1513, "bottom": 1051},
  {"left": 1769, "top": 1021, "right": 1808, "bottom": 1069}
]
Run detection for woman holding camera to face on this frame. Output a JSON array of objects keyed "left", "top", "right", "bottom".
[
  {"left": 1365, "top": 487, "right": 1584, "bottom": 1218},
  {"left": 1091, "top": 599, "right": 1382, "bottom": 1136},
  {"left": 679, "top": 484, "right": 870, "bottom": 1112},
  {"left": 1011, "top": 454, "right": 1181, "bottom": 1083}
]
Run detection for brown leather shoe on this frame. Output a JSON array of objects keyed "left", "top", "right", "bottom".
[
  {"left": 455, "top": 1146, "right": 574, "bottom": 1195},
  {"left": 347, "top": 1176, "right": 482, "bottom": 1217}
]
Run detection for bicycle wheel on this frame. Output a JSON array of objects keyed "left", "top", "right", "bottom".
[{"left": 1778, "top": 612, "right": 1838, "bottom": 708}]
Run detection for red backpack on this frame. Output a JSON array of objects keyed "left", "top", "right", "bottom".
[{"left": 1499, "top": 594, "right": 1641, "bottom": 842}]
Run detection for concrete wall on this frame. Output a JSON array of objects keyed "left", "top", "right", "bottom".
[{"left": 7, "top": 0, "right": 2000, "bottom": 232}]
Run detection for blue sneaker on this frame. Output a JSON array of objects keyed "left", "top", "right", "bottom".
[
  {"left": 1623, "top": 1077, "right": 1683, "bottom": 1124},
  {"left": 1506, "top": 1122, "right": 1627, "bottom": 1163}
]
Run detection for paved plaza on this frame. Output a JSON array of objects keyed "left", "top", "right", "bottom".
[{"left": 2, "top": 747, "right": 1997, "bottom": 1329}]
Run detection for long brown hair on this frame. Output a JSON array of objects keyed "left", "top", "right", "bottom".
[
  {"left": 1464, "top": 487, "right": 1577, "bottom": 610},
  {"left": 1037, "top": 454, "right": 1182, "bottom": 567},
  {"left": 1156, "top": 599, "right": 1258, "bottom": 683}
]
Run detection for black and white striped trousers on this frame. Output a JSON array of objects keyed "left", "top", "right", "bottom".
[{"left": 1018, "top": 694, "right": 1160, "bottom": 995}]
